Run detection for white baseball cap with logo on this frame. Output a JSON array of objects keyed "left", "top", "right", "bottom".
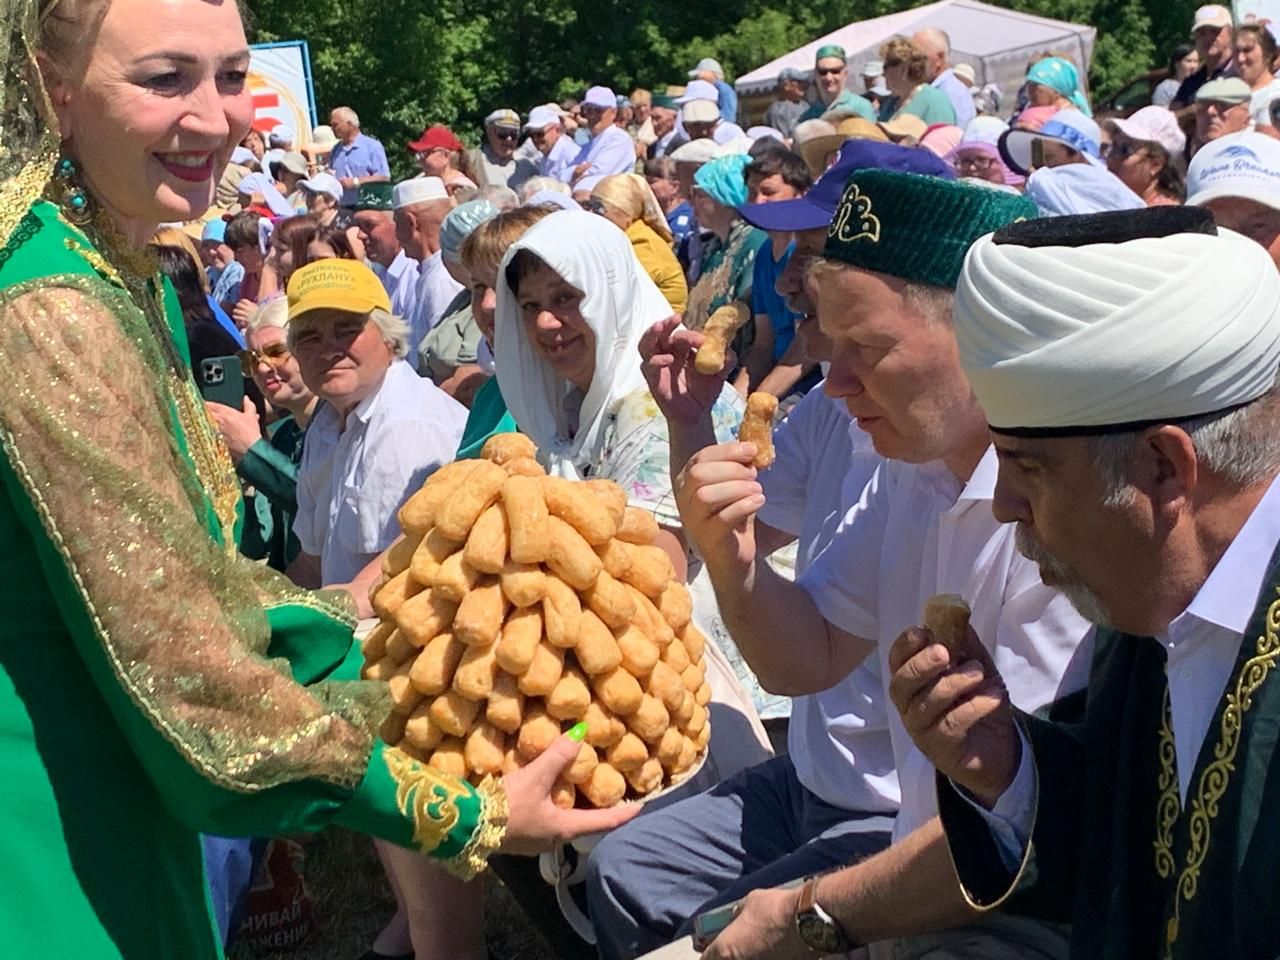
[
  {"left": 1193, "top": 4, "right": 1233, "bottom": 30},
  {"left": 1187, "top": 131, "right": 1280, "bottom": 210},
  {"left": 1105, "top": 106, "right": 1187, "bottom": 157}
]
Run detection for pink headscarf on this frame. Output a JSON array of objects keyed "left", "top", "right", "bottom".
[
  {"left": 920, "top": 124, "right": 963, "bottom": 158},
  {"left": 1012, "top": 105, "right": 1059, "bottom": 132},
  {"left": 945, "top": 118, "right": 1024, "bottom": 187}
]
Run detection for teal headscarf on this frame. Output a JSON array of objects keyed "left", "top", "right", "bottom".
[
  {"left": 441, "top": 199, "right": 499, "bottom": 264},
  {"left": 693, "top": 154, "right": 752, "bottom": 208},
  {"left": 1026, "top": 57, "right": 1092, "bottom": 117}
]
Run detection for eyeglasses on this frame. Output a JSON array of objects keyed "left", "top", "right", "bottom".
[
  {"left": 493, "top": 129, "right": 518, "bottom": 141},
  {"left": 582, "top": 197, "right": 608, "bottom": 215},
  {"left": 1102, "top": 140, "right": 1145, "bottom": 160},
  {"left": 529, "top": 130, "right": 549, "bottom": 142},
  {"left": 237, "top": 342, "right": 292, "bottom": 376},
  {"left": 955, "top": 154, "right": 998, "bottom": 171},
  {"left": 815, "top": 66, "right": 845, "bottom": 77},
  {"left": 415, "top": 147, "right": 448, "bottom": 161}
]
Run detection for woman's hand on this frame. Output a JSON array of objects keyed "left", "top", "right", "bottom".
[
  {"left": 232, "top": 299, "right": 257, "bottom": 331},
  {"left": 499, "top": 730, "right": 640, "bottom": 855},
  {"left": 639, "top": 315, "right": 731, "bottom": 426},
  {"left": 206, "top": 397, "right": 262, "bottom": 464}
]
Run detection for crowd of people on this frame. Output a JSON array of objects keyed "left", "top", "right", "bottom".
[{"left": 7, "top": 1, "right": 1280, "bottom": 959}]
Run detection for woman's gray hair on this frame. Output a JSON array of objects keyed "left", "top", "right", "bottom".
[
  {"left": 1087, "top": 386, "right": 1280, "bottom": 505},
  {"left": 246, "top": 297, "right": 289, "bottom": 335},
  {"left": 286, "top": 307, "right": 411, "bottom": 360},
  {"left": 519, "top": 176, "right": 571, "bottom": 202}
]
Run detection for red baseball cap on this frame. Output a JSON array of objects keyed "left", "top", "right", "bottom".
[{"left": 408, "top": 124, "right": 463, "bottom": 153}]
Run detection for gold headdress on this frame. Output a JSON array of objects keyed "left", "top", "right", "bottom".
[{"left": 0, "top": 0, "right": 60, "bottom": 247}]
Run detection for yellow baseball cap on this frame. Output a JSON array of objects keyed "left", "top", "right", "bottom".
[{"left": 287, "top": 259, "right": 391, "bottom": 321}]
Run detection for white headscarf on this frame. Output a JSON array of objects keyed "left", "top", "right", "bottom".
[
  {"left": 496, "top": 210, "right": 672, "bottom": 477},
  {"left": 955, "top": 226, "right": 1280, "bottom": 432}
]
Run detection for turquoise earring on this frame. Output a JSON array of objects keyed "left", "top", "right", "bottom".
[{"left": 55, "top": 155, "right": 94, "bottom": 226}]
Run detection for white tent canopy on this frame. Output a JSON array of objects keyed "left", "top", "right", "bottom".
[{"left": 735, "top": 0, "right": 1095, "bottom": 111}]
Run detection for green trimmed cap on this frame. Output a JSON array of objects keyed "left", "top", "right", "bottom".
[
  {"left": 823, "top": 169, "right": 1037, "bottom": 289},
  {"left": 815, "top": 44, "right": 847, "bottom": 64},
  {"left": 354, "top": 182, "right": 394, "bottom": 211},
  {"left": 652, "top": 93, "right": 679, "bottom": 110}
]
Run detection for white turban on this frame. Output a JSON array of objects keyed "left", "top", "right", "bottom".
[{"left": 955, "top": 227, "right": 1280, "bottom": 432}]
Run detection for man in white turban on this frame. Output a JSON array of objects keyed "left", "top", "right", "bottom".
[{"left": 888, "top": 206, "right": 1280, "bottom": 960}]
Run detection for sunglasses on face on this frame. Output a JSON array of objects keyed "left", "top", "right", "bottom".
[
  {"left": 237, "top": 342, "right": 292, "bottom": 376},
  {"left": 493, "top": 129, "right": 518, "bottom": 141},
  {"left": 530, "top": 130, "right": 549, "bottom": 142},
  {"left": 816, "top": 66, "right": 845, "bottom": 77},
  {"left": 582, "top": 197, "right": 608, "bottom": 215},
  {"left": 1103, "top": 140, "right": 1144, "bottom": 160}
]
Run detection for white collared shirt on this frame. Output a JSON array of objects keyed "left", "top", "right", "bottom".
[
  {"left": 758, "top": 387, "right": 898, "bottom": 813},
  {"left": 377, "top": 249, "right": 420, "bottom": 329},
  {"left": 978, "top": 473, "right": 1280, "bottom": 862},
  {"left": 799, "top": 446, "right": 1095, "bottom": 841},
  {"left": 407, "top": 251, "right": 464, "bottom": 370},
  {"left": 540, "top": 135, "right": 580, "bottom": 183},
  {"left": 294, "top": 360, "right": 467, "bottom": 584}
]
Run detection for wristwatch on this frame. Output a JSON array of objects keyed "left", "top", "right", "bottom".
[{"left": 795, "top": 876, "right": 854, "bottom": 954}]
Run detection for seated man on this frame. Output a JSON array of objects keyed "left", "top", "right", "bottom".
[
  {"left": 590, "top": 161, "right": 1094, "bottom": 960},
  {"left": 287, "top": 259, "right": 467, "bottom": 604}
]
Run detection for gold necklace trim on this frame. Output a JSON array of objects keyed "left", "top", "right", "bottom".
[
  {"left": 1161, "top": 589, "right": 1280, "bottom": 956},
  {"left": 1153, "top": 678, "right": 1179, "bottom": 880}
]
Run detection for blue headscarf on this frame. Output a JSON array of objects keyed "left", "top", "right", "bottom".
[
  {"left": 693, "top": 154, "right": 752, "bottom": 208},
  {"left": 1026, "top": 57, "right": 1092, "bottom": 117},
  {"left": 440, "top": 199, "right": 499, "bottom": 263}
]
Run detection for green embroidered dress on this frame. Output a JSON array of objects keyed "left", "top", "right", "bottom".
[{"left": 0, "top": 201, "right": 503, "bottom": 959}]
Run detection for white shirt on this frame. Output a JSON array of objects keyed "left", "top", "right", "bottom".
[
  {"left": 978, "top": 473, "right": 1280, "bottom": 861},
  {"left": 1250, "top": 77, "right": 1280, "bottom": 126},
  {"left": 757, "top": 387, "right": 898, "bottom": 813},
  {"left": 376, "top": 249, "right": 420, "bottom": 329},
  {"left": 711, "top": 121, "right": 747, "bottom": 145},
  {"left": 799, "top": 446, "right": 1095, "bottom": 841},
  {"left": 407, "top": 251, "right": 464, "bottom": 370},
  {"left": 540, "top": 134, "right": 580, "bottom": 182},
  {"left": 570, "top": 125, "right": 637, "bottom": 193},
  {"left": 294, "top": 360, "right": 467, "bottom": 584}
]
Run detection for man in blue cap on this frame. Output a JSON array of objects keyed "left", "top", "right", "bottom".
[
  {"left": 588, "top": 143, "right": 1087, "bottom": 960},
  {"left": 764, "top": 67, "right": 810, "bottom": 139}
]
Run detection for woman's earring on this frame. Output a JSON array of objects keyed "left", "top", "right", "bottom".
[{"left": 54, "top": 155, "right": 95, "bottom": 227}]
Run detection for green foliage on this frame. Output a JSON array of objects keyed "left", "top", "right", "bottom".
[{"left": 248, "top": 0, "right": 1194, "bottom": 166}]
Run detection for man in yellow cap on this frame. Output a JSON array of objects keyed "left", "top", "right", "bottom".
[{"left": 285, "top": 259, "right": 468, "bottom": 604}]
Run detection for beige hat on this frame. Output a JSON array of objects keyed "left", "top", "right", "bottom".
[
  {"left": 878, "top": 114, "right": 928, "bottom": 144},
  {"left": 798, "top": 117, "right": 889, "bottom": 177},
  {"left": 1192, "top": 4, "right": 1232, "bottom": 30}
]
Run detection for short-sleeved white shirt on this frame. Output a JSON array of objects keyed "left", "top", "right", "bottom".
[
  {"left": 295, "top": 360, "right": 467, "bottom": 584},
  {"left": 757, "top": 388, "right": 897, "bottom": 813},
  {"left": 799, "top": 446, "right": 1094, "bottom": 841}
]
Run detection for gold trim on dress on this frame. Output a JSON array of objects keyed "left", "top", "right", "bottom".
[
  {"left": 1161, "top": 588, "right": 1280, "bottom": 956},
  {"left": 1153, "top": 679, "right": 1179, "bottom": 880}
]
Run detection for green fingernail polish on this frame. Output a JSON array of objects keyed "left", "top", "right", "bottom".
[{"left": 567, "top": 722, "right": 588, "bottom": 742}]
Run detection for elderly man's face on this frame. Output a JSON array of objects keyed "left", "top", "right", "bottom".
[
  {"left": 353, "top": 210, "right": 399, "bottom": 267},
  {"left": 818, "top": 265, "right": 981, "bottom": 466},
  {"left": 651, "top": 107, "right": 677, "bottom": 138},
  {"left": 1197, "top": 99, "right": 1251, "bottom": 143},
  {"left": 329, "top": 111, "right": 351, "bottom": 139},
  {"left": 487, "top": 123, "right": 519, "bottom": 159},
  {"left": 582, "top": 104, "right": 615, "bottom": 136},
  {"left": 1204, "top": 197, "right": 1280, "bottom": 267},
  {"left": 395, "top": 200, "right": 451, "bottom": 260},
  {"left": 529, "top": 123, "right": 561, "bottom": 155},
  {"left": 780, "top": 78, "right": 806, "bottom": 100},
  {"left": 292, "top": 309, "right": 395, "bottom": 415},
  {"left": 815, "top": 57, "right": 848, "bottom": 99},
  {"left": 990, "top": 433, "right": 1156, "bottom": 632},
  {"left": 685, "top": 120, "right": 718, "bottom": 141},
  {"left": 1195, "top": 23, "right": 1232, "bottom": 60}
]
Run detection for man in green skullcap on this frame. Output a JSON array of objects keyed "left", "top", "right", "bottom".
[
  {"left": 351, "top": 181, "right": 421, "bottom": 331},
  {"left": 650, "top": 93, "right": 682, "bottom": 159},
  {"left": 612, "top": 171, "right": 1090, "bottom": 960},
  {"left": 799, "top": 44, "right": 877, "bottom": 123}
]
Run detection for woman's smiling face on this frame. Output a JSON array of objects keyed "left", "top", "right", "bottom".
[{"left": 513, "top": 257, "right": 597, "bottom": 392}]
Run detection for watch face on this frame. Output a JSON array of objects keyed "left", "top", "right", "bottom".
[{"left": 797, "top": 911, "right": 844, "bottom": 953}]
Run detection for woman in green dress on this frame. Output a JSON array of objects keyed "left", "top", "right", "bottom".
[{"left": 0, "top": 2, "right": 633, "bottom": 957}]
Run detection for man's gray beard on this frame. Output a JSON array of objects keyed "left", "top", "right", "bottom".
[{"left": 1015, "top": 524, "right": 1112, "bottom": 628}]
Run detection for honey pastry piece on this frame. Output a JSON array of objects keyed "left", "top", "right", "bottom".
[
  {"left": 481, "top": 432, "right": 538, "bottom": 465},
  {"left": 647, "top": 660, "right": 687, "bottom": 713},
  {"left": 409, "top": 632, "right": 467, "bottom": 696},
  {"left": 453, "top": 578, "right": 507, "bottom": 647},
  {"left": 516, "top": 640, "right": 565, "bottom": 697},
  {"left": 596, "top": 538, "right": 634, "bottom": 580},
  {"left": 546, "top": 515, "right": 605, "bottom": 590},
  {"left": 494, "top": 605, "right": 543, "bottom": 674},
  {"left": 583, "top": 570, "right": 638, "bottom": 629},
  {"left": 564, "top": 741, "right": 600, "bottom": 785},
  {"left": 542, "top": 475, "right": 618, "bottom": 545},
  {"left": 503, "top": 456, "right": 546, "bottom": 477},
  {"left": 485, "top": 670, "right": 524, "bottom": 733},
  {"left": 626, "top": 757, "right": 664, "bottom": 796},
  {"left": 680, "top": 622, "right": 707, "bottom": 661},
  {"left": 435, "top": 459, "right": 508, "bottom": 542},
  {"left": 463, "top": 503, "right": 510, "bottom": 574},
  {"left": 372, "top": 569, "right": 424, "bottom": 620},
  {"left": 502, "top": 747, "right": 527, "bottom": 774},
  {"left": 627, "top": 585, "right": 675, "bottom": 646},
  {"left": 500, "top": 559, "right": 547, "bottom": 608},
  {"left": 542, "top": 573, "right": 583, "bottom": 648},
  {"left": 380, "top": 710, "right": 407, "bottom": 744},
  {"left": 656, "top": 726, "right": 684, "bottom": 766},
  {"left": 428, "top": 738, "right": 468, "bottom": 778},
  {"left": 582, "top": 762, "right": 627, "bottom": 808},
  {"left": 546, "top": 666, "right": 592, "bottom": 720},
  {"left": 453, "top": 641, "right": 500, "bottom": 701},
  {"left": 625, "top": 694, "right": 671, "bottom": 744},
  {"left": 363, "top": 653, "right": 400, "bottom": 681},
  {"left": 428, "top": 689, "right": 481, "bottom": 738},
  {"left": 922, "top": 593, "right": 972, "bottom": 656},
  {"left": 463, "top": 722, "right": 507, "bottom": 776},
  {"left": 662, "top": 634, "right": 691, "bottom": 673},
  {"left": 606, "top": 732, "right": 649, "bottom": 772},
  {"left": 616, "top": 624, "right": 660, "bottom": 676},
  {"left": 551, "top": 778, "right": 577, "bottom": 810},
  {"left": 398, "top": 460, "right": 479, "bottom": 534},
  {"left": 381, "top": 531, "right": 425, "bottom": 578},
  {"left": 516, "top": 703, "right": 561, "bottom": 759},
  {"left": 619, "top": 544, "right": 675, "bottom": 598},
  {"left": 388, "top": 660, "right": 424, "bottom": 715},
  {"left": 501, "top": 475, "right": 551, "bottom": 565},
  {"left": 616, "top": 506, "right": 660, "bottom": 545},
  {"left": 738, "top": 392, "right": 778, "bottom": 469},
  {"left": 404, "top": 701, "right": 445, "bottom": 751},
  {"left": 583, "top": 700, "right": 626, "bottom": 748},
  {"left": 360, "top": 620, "right": 396, "bottom": 663},
  {"left": 385, "top": 628, "right": 418, "bottom": 665},
  {"left": 575, "top": 610, "right": 624, "bottom": 675},
  {"left": 658, "top": 582, "right": 693, "bottom": 632},
  {"left": 396, "top": 588, "right": 459, "bottom": 647},
  {"left": 582, "top": 478, "right": 628, "bottom": 528},
  {"left": 591, "top": 666, "right": 644, "bottom": 716},
  {"left": 433, "top": 550, "right": 482, "bottom": 602},
  {"left": 694, "top": 301, "right": 751, "bottom": 375},
  {"left": 409, "top": 527, "right": 459, "bottom": 585}
]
